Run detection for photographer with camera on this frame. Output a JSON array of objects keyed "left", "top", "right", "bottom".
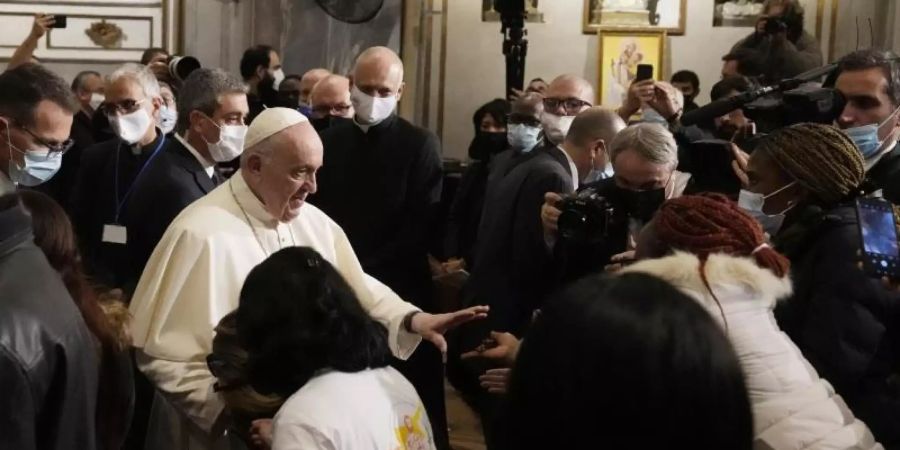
[
  {"left": 542, "top": 123, "right": 693, "bottom": 281},
  {"left": 731, "top": 0, "right": 822, "bottom": 81}
]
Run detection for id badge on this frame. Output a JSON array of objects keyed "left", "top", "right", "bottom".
[{"left": 102, "top": 224, "right": 127, "bottom": 244}]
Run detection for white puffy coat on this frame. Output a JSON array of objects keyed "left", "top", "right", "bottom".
[{"left": 623, "top": 252, "right": 882, "bottom": 450}]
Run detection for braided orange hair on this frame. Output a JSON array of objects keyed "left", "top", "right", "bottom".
[{"left": 655, "top": 193, "right": 790, "bottom": 278}]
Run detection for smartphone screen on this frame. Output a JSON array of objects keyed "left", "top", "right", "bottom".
[
  {"left": 635, "top": 64, "right": 653, "bottom": 82},
  {"left": 857, "top": 198, "right": 900, "bottom": 278}
]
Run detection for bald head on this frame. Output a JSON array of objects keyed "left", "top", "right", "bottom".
[
  {"left": 300, "top": 68, "right": 331, "bottom": 105},
  {"left": 310, "top": 75, "right": 353, "bottom": 119},
  {"left": 353, "top": 46, "right": 405, "bottom": 96},
  {"left": 546, "top": 75, "right": 595, "bottom": 110},
  {"left": 566, "top": 107, "right": 627, "bottom": 147}
]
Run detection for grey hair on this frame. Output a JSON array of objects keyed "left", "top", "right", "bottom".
[
  {"left": 71, "top": 70, "right": 100, "bottom": 93},
  {"left": 609, "top": 123, "right": 678, "bottom": 168},
  {"left": 176, "top": 68, "right": 248, "bottom": 133},
  {"left": 107, "top": 63, "right": 160, "bottom": 100}
]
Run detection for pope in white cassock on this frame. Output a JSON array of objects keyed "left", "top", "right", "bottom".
[{"left": 128, "top": 107, "right": 488, "bottom": 450}]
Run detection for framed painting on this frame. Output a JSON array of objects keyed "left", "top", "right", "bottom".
[
  {"left": 597, "top": 30, "right": 666, "bottom": 108},
  {"left": 0, "top": 0, "right": 179, "bottom": 62},
  {"left": 583, "top": 0, "right": 686, "bottom": 35}
]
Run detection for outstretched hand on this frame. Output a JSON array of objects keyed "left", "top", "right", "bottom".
[
  {"left": 410, "top": 306, "right": 489, "bottom": 355},
  {"left": 461, "top": 331, "right": 520, "bottom": 366},
  {"left": 30, "top": 14, "right": 55, "bottom": 40}
]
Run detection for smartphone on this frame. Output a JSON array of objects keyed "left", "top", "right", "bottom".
[
  {"left": 856, "top": 198, "right": 900, "bottom": 278},
  {"left": 50, "top": 15, "right": 67, "bottom": 28},
  {"left": 635, "top": 64, "right": 653, "bottom": 82}
]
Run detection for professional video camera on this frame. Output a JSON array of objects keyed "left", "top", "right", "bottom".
[
  {"left": 166, "top": 55, "right": 201, "bottom": 83},
  {"left": 681, "top": 63, "right": 844, "bottom": 134},
  {"left": 557, "top": 188, "right": 615, "bottom": 245}
]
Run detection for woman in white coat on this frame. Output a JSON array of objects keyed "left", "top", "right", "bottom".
[{"left": 624, "top": 193, "right": 881, "bottom": 450}]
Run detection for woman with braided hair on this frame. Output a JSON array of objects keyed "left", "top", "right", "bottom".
[
  {"left": 731, "top": 122, "right": 900, "bottom": 447},
  {"left": 625, "top": 193, "right": 882, "bottom": 449}
]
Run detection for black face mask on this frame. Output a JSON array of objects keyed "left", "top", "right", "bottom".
[
  {"left": 311, "top": 116, "right": 339, "bottom": 132},
  {"left": 617, "top": 185, "right": 666, "bottom": 223},
  {"left": 468, "top": 131, "right": 509, "bottom": 160},
  {"left": 258, "top": 76, "right": 279, "bottom": 107}
]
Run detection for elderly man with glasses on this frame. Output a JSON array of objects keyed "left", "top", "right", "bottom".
[{"left": 71, "top": 62, "right": 165, "bottom": 288}]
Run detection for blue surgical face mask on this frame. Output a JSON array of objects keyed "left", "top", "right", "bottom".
[
  {"left": 845, "top": 105, "right": 900, "bottom": 159},
  {"left": 738, "top": 182, "right": 796, "bottom": 236},
  {"left": 4, "top": 122, "right": 62, "bottom": 187},
  {"left": 507, "top": 123, "right": 541, "bottom": 153}
]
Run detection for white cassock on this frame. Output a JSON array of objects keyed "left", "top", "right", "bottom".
[{"left": 129, "top": 169, "right": 422, "bottom": 450}]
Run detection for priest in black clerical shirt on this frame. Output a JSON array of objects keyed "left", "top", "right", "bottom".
[
  {"left": 309, "top": 46, "right": 448, "bottom": 449},
  {"left": 71, "top": 63, "right": 165, "bottom": 288}
]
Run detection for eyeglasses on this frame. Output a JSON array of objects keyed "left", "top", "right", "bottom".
[
  {"left": 312, "top": 104, "right": 352, "bottom": 117},
  {"left": 100, "top": 98, "right": 146, "bottom": 116},
  {"left": 16, "top": 124, "right": 73, "bottom": 157},
  {"left": 542, "top": 97, "right": 592, "bottom": 115}
]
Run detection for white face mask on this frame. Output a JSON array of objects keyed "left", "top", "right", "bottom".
[
  {"left": 89, "top": 93, "right": 105, "bottom": 112},
  {"left": 111, "top": 108, "right": 153, "bottom": 145},
  {"left": 351, "top": 85, "right": 397, "bottom": 125},
  {"left": 272, "top": 69, "right": 286, "bottom": 90},
  {"left": 158, "top": 106, "right": 177, "bottom": 134},
  {"left": 203, "top": 117, "right": 248, "bottom": 162},
  {"left": 541, "top": 112, "right": 575, "bottom": 145}
]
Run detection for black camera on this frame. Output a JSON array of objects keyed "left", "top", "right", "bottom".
[
  {"left": 557, "top": 188, "right": 615, "bottom": 245},
  {"left": 167, "top": 55, "right": 201, "bottom": 83},
  {"left": 744, "top": 83, "right": 846, "bottom": 133}
]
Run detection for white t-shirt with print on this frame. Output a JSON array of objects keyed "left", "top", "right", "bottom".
[{"left": 271, "top": 367, "right": 435, "bottom": 450}]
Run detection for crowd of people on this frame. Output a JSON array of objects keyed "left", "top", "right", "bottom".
[{"left": 1, "top": 0, "right": 899, "bottom": 449}]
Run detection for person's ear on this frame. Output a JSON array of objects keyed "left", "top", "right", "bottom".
[
  {"left": 256, "top": 65, "right": 267, "bottom": 81},
  {"left": 150, "top": 96, "right": 163, "bottom": 118},
  {"left": 593, "top": 139, "right": 607, "bottom": 158},
  {"left": 189, "top": 110, "right": 206, "bottom": 136},
  {"left": 396, "top": 81, "right": 405, "bottom": 101},
  {"left": 245, "top": 153, "right": 263, "bottom": 174}
]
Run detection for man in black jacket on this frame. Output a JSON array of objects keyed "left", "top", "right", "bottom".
[
  {"left": 309, "top": 46, "right": 448, "bottom": 449},
  {"left": 0, "top": 64, "right": 99, "bottom": 450},
  {"left": 467, "top": 75, "right": 596, "bottom": 336},
  {"left": 35, "top": 70, "right": 103, "bottom": 213},
  {"left": 123, "top": 68, "right": 248, "bottom": 290},
  {"left": 832, "top": 49, "right": 900, "bottom": 203},
  {"left": 71, "top": 63, "right": 165, "bottom": 288}
]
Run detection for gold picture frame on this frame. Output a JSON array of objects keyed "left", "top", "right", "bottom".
[
  {"left": 597, "top": 29, "right": 666, "bottom": 108},
  {"left": 583, "top": 0, "right": 686, "bottom": 35}
]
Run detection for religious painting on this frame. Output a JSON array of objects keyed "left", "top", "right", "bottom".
[
  {"left": 583, "top": 0, "right": 685, "bottom": 35},
  {"left": 482, "top": 0, "right": 545, "bottom": 23},
  {"left": 713, "top": 0, "right": 765, "bottom": 27},
  {"left": 597, "top": 30, "right": 665, "bottom": 108},
  {"left": 0, "top": 0, "right": 179, "bottom": 62}
]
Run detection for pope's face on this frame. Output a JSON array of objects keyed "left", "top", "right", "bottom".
[{"left": 246, "top": 123, "right": 322, "bottom": 222}]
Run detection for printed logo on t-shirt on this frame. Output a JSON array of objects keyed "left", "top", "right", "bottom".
[{"left": 394, "top": 403, "right": 431, "bottom": 450}]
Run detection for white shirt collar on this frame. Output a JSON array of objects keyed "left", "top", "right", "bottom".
[
  {"left": 176, "top": 133, "right": 215, "bottom": 178},
  {"left": 557, "top": 145, "right": 579, "bottom": 190},
  {"left": 0, "top": 170, "right": 15, "bottom": 195},
  {"left": 232, "top": 169, "right": 279, "bottom": 227},
  {"left": 353, "top": 116, "right": 373, "bottom": 133}
]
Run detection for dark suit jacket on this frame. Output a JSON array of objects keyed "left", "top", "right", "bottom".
[
  {"left": 310, "top": 115, "right": 443, "bottom": 311},
  {"left": 865, "top": 142, "right": 900, "bottom": 204},
  {"left": 71, "top": 133, "right": 165, "bottom": 287},
  {"left": 122, "top": 137, "right": 219, "bottom": 290},
  {"left": 467, "top": 145, "right": 574, "bottom": 334}
]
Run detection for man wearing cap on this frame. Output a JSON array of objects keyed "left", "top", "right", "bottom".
[{"left": 128, "top": 107, "right": 487, "bottom": 450}]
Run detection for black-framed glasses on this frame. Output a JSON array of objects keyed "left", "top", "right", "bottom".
[
  {"left": 542, "top": 97, "right": 592, "bottom": 115},
  {"left": 16, "top": 124, "right": 73, "bottom": 157}
]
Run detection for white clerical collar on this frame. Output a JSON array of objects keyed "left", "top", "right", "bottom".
[
  {"left": 176, "top": 133, "right": 215, "bottom": 177},
  {"left": 353, "top": 116, "right": 374, "bottom": 133},
  {"left": 0, "top": 170, "right": 15, "bottom": 195},
  {"left": 231, "top": 169, "right": 279, "bottom": 227},
  {"left": 557, "top": 145, "right": 579, "bottom": 190}
]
